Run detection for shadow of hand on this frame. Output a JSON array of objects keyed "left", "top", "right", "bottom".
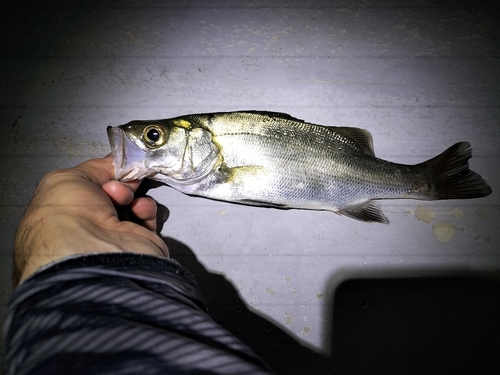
[
  {"left": 136, "top": 179, "right": 335, "bottom": 373},
  {"left": 162, "top": 235, "right": 336, "bottom": 374}
]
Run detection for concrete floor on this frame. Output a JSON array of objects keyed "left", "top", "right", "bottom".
[{"left": 1, "top": 0, "right": 499, "bottom": 373}]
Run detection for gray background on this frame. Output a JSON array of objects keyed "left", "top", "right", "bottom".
[{"left": 1, "top": 0, "right": 499, "bottom": 372}]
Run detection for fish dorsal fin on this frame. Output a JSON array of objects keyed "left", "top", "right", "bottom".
[
  {"left": 341, "top": 201, "right": 389, "bottom": 224},
  {"left": 332, "top": 127, "right": 375, "bottom": 156},
  {"left": 237, "top": 110, "right": 305, "bottom": 123}
]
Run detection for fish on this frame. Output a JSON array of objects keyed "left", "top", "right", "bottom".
[{"left": 107, "top": 111, "right": 492, "bottom": 224}]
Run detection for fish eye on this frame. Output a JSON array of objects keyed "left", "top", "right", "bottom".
[
  {"left": 147, "top": 128, "right": 160, "bottom": 141},
  {"left": 142, "top": 124, "right": 167, "bottom": 147}
]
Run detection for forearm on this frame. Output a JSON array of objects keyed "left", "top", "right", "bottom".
[{"left": 4, "top": 253, "right": 273, "bottom": 375}]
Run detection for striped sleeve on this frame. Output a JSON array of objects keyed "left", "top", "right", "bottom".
[{"left": 3, "top": 253, "right": 274, "bottom": 375}]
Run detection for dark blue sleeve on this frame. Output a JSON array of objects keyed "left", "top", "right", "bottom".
[{"left": 3, "top": 253, "right": 274, "bottom": 375}]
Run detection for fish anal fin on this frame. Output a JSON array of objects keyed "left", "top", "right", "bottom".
[
  {"left": 333, "top": 127, "right": 375, "bottom": 156},
  {"left": 341, "top": 202, "right": 389, "bottom": 224}
]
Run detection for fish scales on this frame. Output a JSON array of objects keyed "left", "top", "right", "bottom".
[
  {"left": 107, "top": 111, "right": 491, "bottom": 223},
  {"left": 199, "top": 112, "right": 423, "bottom": 206}
]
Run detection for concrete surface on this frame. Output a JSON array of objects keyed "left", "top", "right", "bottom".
[{"left": 1, "top": 0, "right": 499, "bottom": 373}]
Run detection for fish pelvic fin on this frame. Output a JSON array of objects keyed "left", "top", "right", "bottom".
[
  {"left": 421, "top": 142, "right": 492, "bottom": 200},
  {"left": 341, "top": 201, "right": 389, "bottom": 224}
]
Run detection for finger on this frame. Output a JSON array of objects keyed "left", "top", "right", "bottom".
[
  {"left": 73, "top": 156, "right": 116, "bottom": 186},
  {"left": 130, "top": 197, "right": 157, "bottom": 220},
  {"left": 72, "top": 156, "right": 142, "bottom": 187},
  {"left": 102, "top": 181, "right": 141, "bottom": 206},
  {"left": 130, "top": 197, "right": 157, "bottom": 231},
  {"left": 118, "top": 220, "right": 169, "bottom": 257}
]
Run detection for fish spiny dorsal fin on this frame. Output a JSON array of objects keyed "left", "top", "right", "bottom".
[
  {"left": 332, "top": 127, "right": 375, "bottom": 156},
  {"left": 243, "top": 110, "right": 305, "bottom": 122}
]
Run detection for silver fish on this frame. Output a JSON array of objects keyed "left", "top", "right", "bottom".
[{"left": 107, "top": 111, "right": 491, "bottom": 223}]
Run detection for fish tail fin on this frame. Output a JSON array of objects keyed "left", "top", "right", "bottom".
[{"left": 421, "top": 142, "right": 492, "bottom": 200}]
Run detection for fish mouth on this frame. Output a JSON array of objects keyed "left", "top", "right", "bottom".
[{"left": 107, "top": 126, "right": 155, "bottom": 181}]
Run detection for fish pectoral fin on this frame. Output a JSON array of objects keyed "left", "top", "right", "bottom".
[
  {"left": 223, "top": 165, "right": 267, "bottom": 184},
  {"left": 332, "top": 127, "right": 375, "bottom": 156},
  {"left": 341, "top": 202, "right": 389, "bottom": 224}
]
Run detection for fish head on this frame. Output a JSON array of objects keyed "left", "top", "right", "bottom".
[{"left": 107, "top": 118, "right": 221, "bottom": 184}]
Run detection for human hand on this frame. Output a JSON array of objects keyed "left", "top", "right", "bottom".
[{"left": 14, "top": 156, "right": 168, "bottom": 286}]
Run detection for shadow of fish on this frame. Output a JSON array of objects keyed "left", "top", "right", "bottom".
[{"left": 107, "top": 111, "right": 491, "bottom": 223}]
